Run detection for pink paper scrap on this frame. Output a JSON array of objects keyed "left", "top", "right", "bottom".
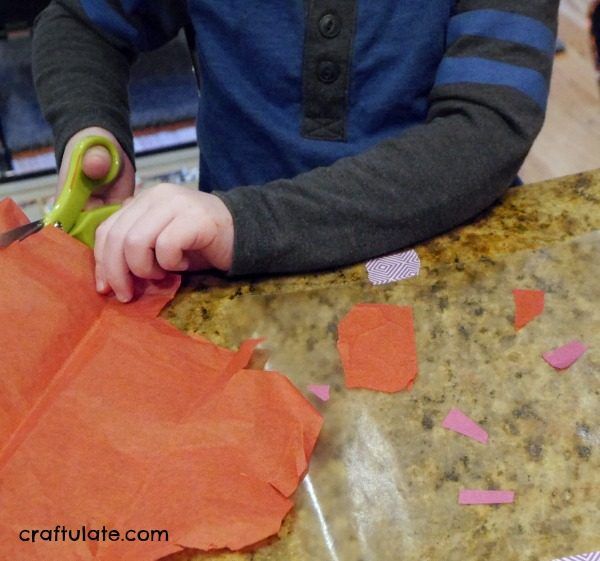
[
  {"left": 365, "top": 249, "right": 420, "bottom": 286},
  {"left": 543, "top": 340, "right": 588, "bottom": 370},
  {"left": 442, "top": 408, "right": 488, "bottom": 444},
  {"left": 551, "top": 552, "right": 600, "bottom": 561},
  {"left": 459, "top": 490, "right": 515, "bottom": 505},
  {"left": 308, "top": 384, "right": 330, "bottom": 402}
]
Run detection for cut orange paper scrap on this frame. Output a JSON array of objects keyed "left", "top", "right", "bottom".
[
  {"left": 513, "top": 288, "right": 545, "bottom": 330},
  {"left": 337, "top": 303, "right": 418, "bottom": 392},
  {"left": 0, "top": 198, "right": 323, "bottom": 561}
]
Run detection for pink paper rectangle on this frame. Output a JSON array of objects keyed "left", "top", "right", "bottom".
[
  {"left": 442, "top": 408, "right": 488, "bottom": 444},
  {"left": 543, "top": 340, "right": 588, "bottom": 370},
  {"left": 459, "top": 490, "right": 515, "bottom": 505}
]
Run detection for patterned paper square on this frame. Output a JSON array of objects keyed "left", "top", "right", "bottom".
[
  {"left": 552, "top": 552, "right": 600, "bottom": 561},
  {"left": 366, "top": 249, "right": 420, "bottom": 285}
]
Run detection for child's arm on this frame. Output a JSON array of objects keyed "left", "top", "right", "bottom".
[
  {"left": 33, "top": 1, "right": 139, "bottom": 178},
  {"left": 33, "top": 0, "right": 187, "bottom": 203}
]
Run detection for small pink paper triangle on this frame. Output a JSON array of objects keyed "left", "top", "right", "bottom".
[
  {"left": 442, "top": 408, "right": 488, "bottom": 444},
  {"left": 308, "top": 384, "right": 330, "bottom": 402}
]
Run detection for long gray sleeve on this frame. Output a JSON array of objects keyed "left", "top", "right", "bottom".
[
  {"left": 220, "top": 0, "right": 559, "bottom": 274},
  {"left": 32, "top": 1, "right": 138, "bottom": 167}
]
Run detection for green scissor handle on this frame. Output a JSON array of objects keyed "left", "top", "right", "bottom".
[
  {"left": 69, "top": 204, "right": 122, "bottom": 248},
  {"left": 43, "top": 135, "right": 122, "bottom": 247}
]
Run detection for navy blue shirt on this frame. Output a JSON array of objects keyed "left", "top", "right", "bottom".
[{"left": 78, "top": 1, "right": 551, "bottom": 190}]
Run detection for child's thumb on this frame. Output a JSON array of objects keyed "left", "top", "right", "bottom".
[{"left": 82, "top": 146, "right": 112, "bottom": 180}]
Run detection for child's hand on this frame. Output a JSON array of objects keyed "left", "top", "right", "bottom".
[
  {"left": 94, "top": 183, "right": 234, "bottom": 302},
  {"left": 59, "top": 127, "right": 135, "bottom": 207}
]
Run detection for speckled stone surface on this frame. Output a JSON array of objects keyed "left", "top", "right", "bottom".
[{"left": 162, "top": 171, "right": 600, "bottom": 561}]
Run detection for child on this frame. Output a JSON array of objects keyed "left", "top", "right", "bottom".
[{"left": 33, "top": 0, "right": 559, "bottom": 302}]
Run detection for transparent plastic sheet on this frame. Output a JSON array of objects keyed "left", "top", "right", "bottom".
[{"left": 167, "top": 230, "right": 600, "bottom": 561}]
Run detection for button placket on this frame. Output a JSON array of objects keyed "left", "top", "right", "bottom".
[{"left": 301, "top": 0, "right": 358, "bottom": 141}]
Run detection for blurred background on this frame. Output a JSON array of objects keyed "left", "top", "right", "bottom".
[{"left": 0, "top": 0, "right": 599, "bottom": 218}]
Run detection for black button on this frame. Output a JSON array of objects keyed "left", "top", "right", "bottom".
[
  {"left": 317, "top": 61, "right": 340, "bottom": 84},
  {"left": 319, "top": 12, "right": 341, "bottom": 38}
]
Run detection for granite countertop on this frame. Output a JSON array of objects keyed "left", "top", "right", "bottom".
[{"left": 164, "top": 171, "right": 600, "bottom": 561}]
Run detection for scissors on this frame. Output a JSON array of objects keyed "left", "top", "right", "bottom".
[{"left": 0, "top": 136, "right": 122, "bottom": 249}]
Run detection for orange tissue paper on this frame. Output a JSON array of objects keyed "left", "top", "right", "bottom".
[
  {"left": 337, "top": 303, "right": 418, "bottom": 393},
  {"left": 0, "top": 199, "right": 322, "bottom": 560}
]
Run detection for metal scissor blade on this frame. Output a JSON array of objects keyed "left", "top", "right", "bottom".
[{"left": 0, "top": 220, "right": 44, "bottom": 249}]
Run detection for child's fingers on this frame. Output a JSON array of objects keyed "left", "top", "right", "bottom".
[
  {"left": 102, "top": 236, "right": 134, "bottom": 303},
  {"left": 96, "top": 206, "right": 152, "bottom": 302},
  {"left": 122, "top": 213, "right": 174, "bottom": 280},
  {"left": 93, "top": 185, "right": 232, "bottom": 301},
  {"left": 155, "top": 217, "right": 209, "bottom": 271}
]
